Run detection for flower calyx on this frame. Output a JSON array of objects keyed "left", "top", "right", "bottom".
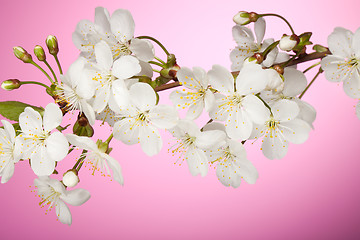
[{"left": 73, "top": 113, "right": 94, "bottom": 137}]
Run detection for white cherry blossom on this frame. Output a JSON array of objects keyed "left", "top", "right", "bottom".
[
  {"left": 66, "top": 134, "right": 124, "bottom": 185},
  {"left": 230, "top": 18, "right": 278, "bottom": 71},
  {"left": 209, "top": 63, "right": 270, "bottom": 141},
  {"left": 34, "top": 176, "right": 90, "bottom": 225},
  {"left": 18, "top": 103, "right": 69, "bottom": 176},
  {"left": 56, "top": 57, "right": 96, "bottom": 125},
  {"left": 170, "top": 67, "right": 215, "bottom": 119},
  {"left": 251, "top": 99, "right": 311, "bottom": 160},
  {"left": 72, "top": 7, "right": 154, "bottom": 62},
  {"left": 113, "top": 82, "right": 179, "bottom": 156},
  {"left": 87, "top": 40, "right": 141, "bottom": 113},
  {"left": 169, "top": 120, "right": 226, "bottom": 177},
  {"left": 203, "top": 122, "right": 258, "bottom": 188},
  {"left": 321, "top": 27, "right": 360, "bottom": 98},
  {"left": 0, "top": 120, "right": 22, "bottom": 183}
]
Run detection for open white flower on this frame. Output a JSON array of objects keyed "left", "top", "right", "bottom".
[
  {"left": 230, "top": 18, "right": 278, "bottom": 71},
  {"left": 57, "top": 57, "right": 96, "bottom": 125},
  {"left": 170, "top": 67, "right": 215, "bottom": 119},
  {"left": 18, "top": 103, "right": 69, "bottom": 176},
  {"left": 209, "top": 63, "right": 270, "bottom": 140},
  {"left": 251, "top": 99, "right": 311, "bottom": 160},
  {"left": 66, "top": 134, "right": 124, "bottom": 185},
  {"left": 73, "top": 7, "right": 154, "bottom": 62},
  {"left": 113, "top": 82, "right": 179, "bottom": 156},
  {"left": 0, "top": 120, "right": 22, "bottom": 183},
  {"left": 88, "top": 40, "right": 141, "bottom": 113},
  {"left": 34, "top": 176, "right": 90, "bottom": 225},
  {"left": 321, "top": 27, "right": 360, "bottom": 98},
  {"left": 169, "top": 120, "right": 226, "bottom": 177},
  {"left": 203, "top": 122, "right": 258, "bottom": 188}
]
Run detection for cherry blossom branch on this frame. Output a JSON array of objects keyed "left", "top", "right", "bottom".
[
  {"left": 299, "top": 67, "right": 324, "bottom": 99},
  {"left": 155, "top": 50, "right": 330, "bottom": 92}
]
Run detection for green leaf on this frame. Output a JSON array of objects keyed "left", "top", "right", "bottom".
[{"left": 0, "top": 101, "right": 44, "bottom": 121}]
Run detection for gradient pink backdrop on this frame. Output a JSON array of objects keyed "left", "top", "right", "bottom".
[{"left": 1, "top": 0, "right": 360, "bottom": 239}]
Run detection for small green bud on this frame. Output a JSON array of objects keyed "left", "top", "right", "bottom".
[
  {"left": 13, "top": 46, "right": 32, "bottom": 63},
  {"left": 34, "top": 45, "right": 46, "bottom": 61},
  {"left": 313, "top": 44, "right": 328, "bottom": 53},
  {"left": 46, "top": 35, "right": 59, "bottom": 55},
  {"left": 1, "top": 79, "right": 21, "bottom": 91}
]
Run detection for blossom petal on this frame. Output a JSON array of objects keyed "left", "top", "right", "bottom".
[
  {"left": 226, "top": 108, "right": 252, "bottom": 141},
  {"left": 55, "top": 200, "right": 72, "bottom": 226},
  {"left": 254, "top": 17, "right": 266, "bottom": 44},
  {"left": 236, "top": 63, "right": 268, "bottom": 95},
  {"left": 216, "top": 162, "right": 242, "bottom": 188},
  {"left": 95, "top": 41, "right": 113, "bottom": 71},
  {"left": 129, "top": 38, "right": 155, "bottom": 62},
  {"left": 110, "top": 9, "right": 135, "bottom": 42},
  {"left": 343, "top": 70, "right": 360, "bottom": 98},
  {"left": 282, "top": 68, "right": 307, "bottom": 97},
  {"left": 353, "top": 27, "right": 360, "bottom": 57},
  {"left": 80, "top": 100, "right": 96, "bottom": 126},
  {"left": 94, "top": 7, "right": 111, "bottom": 35},
  {"left": 129, "top": 82, "right": 156, "bottom": 111},
  {"left": 208, "top": 65, "right": 234, "bottom": 94},
  {"left": 43, "top": 103, "right": 63, "bottom": 132},
  {"left": 112, "top": 55, "right": 141, "bottom": 80},
  {"left": 46, "top": 132, "right": 69, "bottom": 162},
  {"left": 61, "top": 188, "right": 91, "bottom": 206},
  {"left": 112, "top": 79, "right": 130, "bottom": 108},
  {"left": 66, "top": 134, "right": 97, "bottom": 151},
  {"left": 280, "top": 119, "right": 311, "bottom": 144},
  {"left": 93, "top": 84, "right": 111, "bottom": 113},
  {"left": 1, "top": 163, "right": 15, "bottom": 184},
  {"left": 321, "top": 55, "right": 348, "bottom": 82},
  {"left": 195, "top": 130, "right": 226, "bottom": 150},
  {"left": 113, "top": 118, "right": 140, "bottom": 145},
  {"left": 177, "top": 67, "right": 202, "bottom": 90},
  {"left": 185, "top": 100, "right": 204, "bottom": 120},
  {"left": 30, "top": 147, "right": 55, "bottom": 176},
  {"left": 139, "top": 125, "right": 162, "bottom": 156},
  {"left": 242, "top": 94, "right": 270, "bottom": 124},
  {"left": 149, "top": 105, "right": 179, "bottom": 129},
  {"left": 103, "top": 154, "right": 124, "bottom": 185},
  {"left": 261, "top": 130, "right": 288, "bottom": 160},
  {"left": 185, "top": 148, "right": 208, "bottom": 177},
  {"left": 232, "top": 25, "right": 254, "bottom": 44},
  {"left": 19, "top": 107, "right": 42, "bottom": 135},
  {"left": 328, "top": 27, "right": 353, "bottom": 58},
  {"left": 1, "top": 120, "right": 15, "bottom": 141},
  {"left": 204, "top": 90, "right": 215, "bottom": 112},
  {"left": 272, "top": 99, "right": 299, "bottom": 122}
]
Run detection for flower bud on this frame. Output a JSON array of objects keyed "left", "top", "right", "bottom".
[
  {"left": 34, "top": 45, "right": 46, "bottom": 61},
  {"left": 273, "top": 64, "right": 284, "bottom": 75},
  {"left": 62, "top": 169, "right": 79, "bottom": 188},
  {"left": 313, "top": 44, "right": 328, "bottom": 53},
  {"left": 279, "top": 35, "right": 298, "bottom": 51},
  {"left": 1, "top": 79, "right": 21, "bottom": 91},
  {"left": 233, "top": 11, "right": 251, "bottom": 25},
  {"left": 46, "top": 35, "right": 59, "bottom": 55},
  {"left": 253, "top": 53, "right": 264, "bottom": 64},
  {"left": 13, "top": 46, "right": 32, "bottom": 63}
]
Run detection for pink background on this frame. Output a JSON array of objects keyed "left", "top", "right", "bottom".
[{"left": 1, "top": 0, "right": 360, "bottom": 239}]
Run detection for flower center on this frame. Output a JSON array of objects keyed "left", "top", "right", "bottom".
[{"left": 113, "top": 41, "right": 132, "bottom": 59}]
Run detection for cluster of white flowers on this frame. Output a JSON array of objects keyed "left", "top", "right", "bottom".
[{"left": 1, "top": 7, "right": 358, "bottom": 226}]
